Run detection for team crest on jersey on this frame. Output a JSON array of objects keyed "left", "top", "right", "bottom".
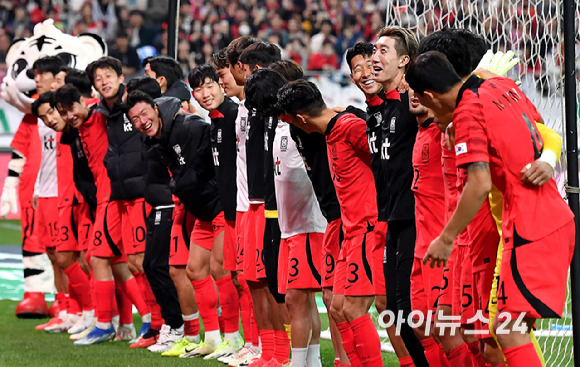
[
  {"left": 123, "top": 115, "right": 133, "bottom": 132},
  {"left": 217, "top": 129, "right": 222, "bottom": 143},
  {"left": 374, "top": 112, "right": 382, "bottom": 125},
  {"left": 173, "top": 144, "right": 186, "bottom": 165},
  {"left": 422, "top": 143, "right": 429, "bottom": 163},
  {"left": 389, "top": 117, "right": 396, "bottom": 133},
  {"left": 154, "top": 211, "right": 161, "bottom": 225},
  {"left": 280, "top": 136, "right": 288, "bottom": 152},
  {"left": 240, "top": 116, "right": 247, "bottom": 132}
]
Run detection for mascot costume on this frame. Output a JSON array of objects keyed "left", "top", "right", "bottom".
[{"left": 0, "top": 19, "right": 105, "bottom": 317}]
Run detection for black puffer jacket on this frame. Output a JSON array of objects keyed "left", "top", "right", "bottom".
[
  {"left": 164, "top": 80, "right": 191, "bottom": 102},
  {"left": 97, "top": 85, "right": 147, "bottom": 201},
  {"left": 146, "top": 97, "right": 222, "bottom": 221}
]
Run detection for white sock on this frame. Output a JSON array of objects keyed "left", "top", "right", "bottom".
[
  {"left": 205, "top": 329, "right": 222, "bottom": 346},
  {"left": 96, "top": 321, "right": 112, "bottom": 330},
  {"left": 141, "top": 312, "right": 151, "bottom": 323},
  {"left": 182, "top": 313, "right": 199, "bottom": 321},
  {"left": 307, "top": 344, "right": 322, "bottom": 367},
  {"left": 290, "top": 347, "right": 308, "bottom": 367},
  {"left": 185, "top": 334, "right": 201, "bottom": 344},
  {"left": 225, "top": 330, "right": 240, "bottom": 344},
  {"left": 82, "top": 309, "right": 94, "bottom": 320}
]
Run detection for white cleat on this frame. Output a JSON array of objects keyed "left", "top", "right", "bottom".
[{"left": 147, "top": 324, "right": 184, "bottom": 353}]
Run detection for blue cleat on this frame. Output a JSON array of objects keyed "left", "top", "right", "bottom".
[
  {"left": 73, "top": 326, "right": 116, "bottom": 345},
  {"left": 136, "top": 322, "right": 151, "bottom": 341}
]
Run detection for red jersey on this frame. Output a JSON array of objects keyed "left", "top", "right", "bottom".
[
  {"left": 78, "top": 110, "right": 111, "bottom": 205},
  {"left": 10, "top": 114, "right": 41, "bottom": 208},
  {"left": 411, "top": 121, "right": 445, "bottom": 258},
  {"left": 453, "top": 76, "right": 573, "bottom": 242},
  {"left": 325, "top": 112, "right": 378, "bottom": 238},
  {"left": 441, "top": 135, "right": 469, "bottom": 247},
  {"left": 56, "top": 132, "right": 76, "bottom": 208}
]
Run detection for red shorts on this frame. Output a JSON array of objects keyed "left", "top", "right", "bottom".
[
  {"left": 223, "top": 220, "right": 237, "bottom": 271},
  {"left": 56, "top": 204, "right": 80, "bottom": 252},
  {"left": 454, "top": 245, "right": 476, "bottom": 324},
  {"left": 77, "top": 198, "right": 94, "bottom": 252},
  {"left": 90, "top": 201, "right": 126, "bottom": 264},
  {"left": 278, "top": 232, "right": 323, "bottom": 294},
  {"left": 243, "top": 203, "right": 266, "bottom": 281},
  {"left": 321, "top": 218, "right": 342, "bottom": 288},
  {"left": 497, "top": 221, "right": 575, "bottom": 320},
  {"left": 332, "top": 246, "right": 346, "bottom": 295},
  {"left": 468, "top": 204, "right": 500, "bottom": 273},
  {"left": 437, "top": 246, "right": 456, "bottom": 307},
  {"left": 117, "top": 198, "right": 150, "bottom": 255},
  {"left": 373, "top": 221, "right": 387, "bottom": 296},
  {"left": 471, "top": 269, "right": 493, "bottom": 338},
  {"left": 336, "top": 230, "right": 376, "bottom": 297},
  {"left": 235, "top": 211, "right": 248, "bottom": 272},
  {"left": 191, "top": 211, "right": 225, "bottom": 251},
  {"left": 411, "top": 257, "right": 445, "bottom": 317},
  {"left": 21, "top": 206, "right": 43, "bottom": 253},
  {"left": 36, "top": 197, "right": 58, "bottom": 249},
  {"left": 169, "top": 201, "right": 196, "bottom": 266}
]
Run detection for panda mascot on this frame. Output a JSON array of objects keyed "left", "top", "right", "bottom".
[{"left": 0, "top": 19, "right": 106, "bottom": 317}]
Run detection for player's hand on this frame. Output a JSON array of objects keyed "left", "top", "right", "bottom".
[
  {"left": 444, "top": 122, "right": 455, "bottom": 150},
  {"left": 520, "top": 160, "right": 553, "bottom": 185},
  {"left": 31, "top": 195, "right": 39, "bottom": 210},
  {"left": 0, "top": 176, "right": 19, "bottom": 218},
  {"left": 423, "top": 234, "right": 453, "bottom": 268},
  {"left": 79, "top": 250, "right": 90, "bottom": 275},
  {"left": 476, "top": 50, "right": 520, "bottom": 76},
  {"left": 332, "top": 106, "right": 347, "bottom": 113}
]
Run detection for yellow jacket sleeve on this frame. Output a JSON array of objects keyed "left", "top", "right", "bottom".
[{"left": 536, "top": 122, "right": 562, "bottom": 162}]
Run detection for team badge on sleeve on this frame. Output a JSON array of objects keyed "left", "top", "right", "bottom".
[{"left": 455, "top": 142, "right": 468, "bottom": 155}]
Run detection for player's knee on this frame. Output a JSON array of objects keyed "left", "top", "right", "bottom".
[
  {"left": 54, "top": 252, "right": 74, "bottom": 270},
  {"left": 322, "top": 289, "right": 333, "bottom": 309},
  {"left": 329, "top": 300, "right": 345, "bottom": 323}
]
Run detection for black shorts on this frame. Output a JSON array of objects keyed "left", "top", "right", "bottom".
[{"left": 263, "top": 217, "right": 285, "bottom": 303}]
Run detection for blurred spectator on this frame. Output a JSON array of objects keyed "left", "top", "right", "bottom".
[
  {"left": 72, "top": 1, "right": 103, "bottom": 37},
  {"left": 109, "top": 29, "right": 141, "bottom": 77},
  {"left": 260, "top": 11, "right": 289, "bottom": 47},
  {"left": 7, "top": 5, "right": 32, "bottom": 39},
  {"left": 310, "top": 19, "right": 336, "bottom": 53},
  {"left": 285, "top": 37, "right": 307, "bottom": 67},
  {"left": 128, "top": 9, "right": 156, "bottom": 48},
  {"left": 178, "top": 38, "right": 196, "bottom": 76},
  {"left": 92, "top": 0, "right": 118, "bottom": 41},
  {"left": 307, "top": 38, "right": 338, "bottom": 72}
]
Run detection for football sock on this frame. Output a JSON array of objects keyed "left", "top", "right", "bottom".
[
  {"left": 115, "top": 281, "right": 133, "bottom": 326},
  {"left": 274, "top": 330, "right": 291, "bottom": 362},
  {"left": 119, "top": 276, "right": 150, "bottom": 320},
  {"left": 205, "top": 329, "right": 222, "bottom": 346},
  {"left": 350, "top": 314, "right": 383, "bottom": 367},
  {"left": 503, "top": 343, "right": 542, "bottom": 367},
  {"left": 55, "top": 292, "right": 67, "bottom": 318},
  {"left": 259, "top": 329, "right": 275, "bottom": 361},
  {"left": 334, "top": 358, "right": 340, "bottom": 367},
  {"left": 438, "top": 342, "right": 452, "bottom": 367},
  {"left": 290, "top": 347, "right": 308, "bottom": 367},
  {"left": 399, "top": 356, "right": 415, "bottom": 366},
  {"left": 183, "top": 313, "right": 201, "bottom": 343},
  {"left": 215, "top": 275, "right": 240, "bottom": 334},
  {"left": 336, "top": 321, "right": 362, "bottom": 366},
  {"left": 218, "top": 306, "right": 225, "bottom": 333},
  {"left": 238, "top": 274, "right": 254, "bottom": 344},
  {"left": 307, "top": 343, "right": 322, "bottom": 367},
  {"left": 67, "top": 293, "right": 81, "bottom": 315},
  {"left": 421, "top": 337, "right": 447, "bottom": 367},
  {"left": 135, "top": 271, "right": 163, "bottom": 330},
  {"left": 447, "top": 343, "right": 476, "bottom": 367},
  {"left": 94, "top": 279, "right": 115, "bottom": 324},
  {"left": 468, "top": 341, "right": 488, "bottom": 367},
  {"left": 251, "top": 311, "right": 260, "bottom": 347},
  {"left": 64, "top": 262, "right": 93, "bottom": 311},
  {"left": 190, "top": 276, "right": 219, "bottom": 332}
]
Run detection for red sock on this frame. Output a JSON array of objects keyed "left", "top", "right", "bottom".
[
  {"left": 503, "top": 343, "right": 542, "bottom": 367},
  {"left": 115, "top": 281, "right": 133, "bottom": 325},
  {"left": 135, "top": 272, "right": 163, "bottom": 330},
  {"left": 183, "top": 313, "right": 201, "bottom": 336},
  {"left": 218, "top": 308, "right": 225, "bottom": 333},
  {"left": 274, "top": 330, "right": 290, "bottom": 362},
  {"left": 55, "top": 292, "right": 67, "bottom": 316},
  {"left": 250, "top": 311, "right": 260, "bottom": 346},
  {"left": 215, "top": 275, "right": 240, "bottom": 333},
  {"left": 438, "top": 342, "right": 452, "bottom": 367},
  {"left": 421, "top": 337, "right": 446, "bottom": 367},
  {"left": 190, "top": 276, "right": 219, "bottom": 332},
  {"left": 350, "top": 314, "right": 383, "bottom": 367},
  {"left": 64, "top": 262, "right": 93, "bottom": 311},
  {"left": 67, "top": 293, "right": 81, "bottom": 315},
  {"left": 447, "top": 343, "right": 476, "bottom": 367},
  {"left": 259, "top": 329, "right": 275, "bottom": 361},
  {"left": 238, "top": 274, "right": 253, "bottom": 342},
  {"left": 334, "top": 359, "right": 340, "bottom": 367},
  {"left": 399, "top": 356, "right": 415, "bottom": 367},
  {"left": 468, "top": 341, "right": 487, "bottom": 367},
  {"left": 336, "top": 321, "right": 362, "bottom": 366},
  {"left": 94, "top": 280, "right": 115, "bottom": 323},
  {"left": 119, "top": 276, "right": 150, "bottom": 317}
]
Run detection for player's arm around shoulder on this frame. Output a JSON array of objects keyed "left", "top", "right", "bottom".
[{"left": 519, "top": 118, "right": 562, "bottom": 186}]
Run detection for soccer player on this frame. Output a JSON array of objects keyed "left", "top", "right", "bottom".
[
  {"left": 209, "top": 47, "right": 259, "bottom": 365},
  {"left": 277, "top": 80, "right": 383, "bottom": 367},
  {"left": 125, "top": 91, "right": 225, "bottom": 357},
  {"left": 371, "top": 26, "right": 429, "bottom": 366},
  {"left": 407, "top": 51, "right": 575, "bottom": 367},
  {"left": 246, "top": 68, "right": 326, "bottom": 367},
  {"left": 269, "top": 59, "right": 349, "bottom": 367},
  {"left": 345, "top": 41, "right": 416, "bottom": 367},
  {"left": 189, "top": 65, "right": 245, "bottom": 359}
]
